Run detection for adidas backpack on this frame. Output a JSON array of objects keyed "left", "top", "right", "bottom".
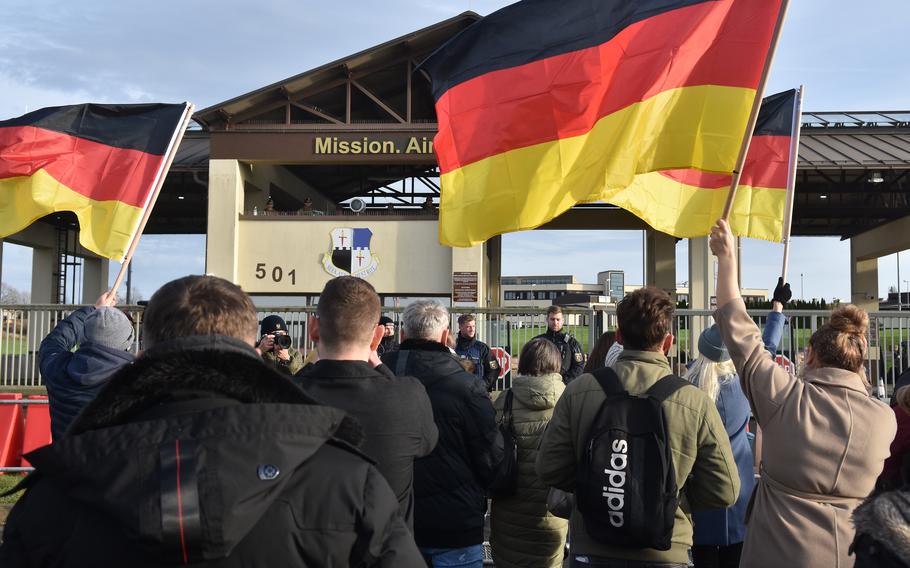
[{"left": 576, "top": 366, "right": 689, "bottom": 551}]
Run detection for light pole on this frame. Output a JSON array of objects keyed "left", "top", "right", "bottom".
[{"left": 800, "top": 273, "right": 804, "bottom": 301}]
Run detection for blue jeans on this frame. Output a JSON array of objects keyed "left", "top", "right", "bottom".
[{"left": 420, "top": 545, "right": 484, "bottom": 567}]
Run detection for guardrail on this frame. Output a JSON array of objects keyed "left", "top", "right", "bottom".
[{"left": 2, "top": 304, "right": 907, "bottom": 393}]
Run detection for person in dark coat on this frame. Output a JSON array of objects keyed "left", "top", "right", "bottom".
[
  {"left": 382, "top": 300, "right": 500, "bottom": 568},
  {"left": 377, "top": 315, "right": 399, "bottom": 357},
  {"left": 454, "top": 314, "right": 499, "bottom": 391},
  {"left": 38, "top": 291, "right": 135, "bottom": 439},
  {"left": 533, "top": 305, "right": 585, "bottom": 383},
  {"left": 296, "top": 276, "right": 438, "bottom": 529},
  {"left": 0, "top": 275, "right": 423, "bottom": 568},
  {"left": 257, "top": 314, "right": 304, "bottom": 374}
]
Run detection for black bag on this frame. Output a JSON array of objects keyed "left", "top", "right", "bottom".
[
  {"left": 489, "top": 389, "right": 518, "bottom": 497},
  {"left": 575, "top": 367, "right": 689, "bottom": 551}
]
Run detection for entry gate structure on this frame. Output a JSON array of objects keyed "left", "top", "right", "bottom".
[{"left": 2, "top": 304, "right": 908, "bottom": 393}]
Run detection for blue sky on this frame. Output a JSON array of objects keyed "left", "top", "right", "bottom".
[{"left": 1, "top": 0, "right": 908, "bottom": 302}]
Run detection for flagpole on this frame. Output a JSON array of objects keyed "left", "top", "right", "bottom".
[
  {"left": 108, "top": 103, "right": 195, "bottom": 297},
  {"left": 780, "top": 86, "right": 804, "bottom": 282},
  {"left": 720, "top": 0, "right": 791, "bottom": 221}
]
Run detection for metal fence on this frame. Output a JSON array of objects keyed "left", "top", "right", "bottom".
[{"left": 2, "top": 304, "right": 908, "bottom": 393}]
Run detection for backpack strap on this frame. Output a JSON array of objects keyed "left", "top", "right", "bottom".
[
  {"left": 592, "top": 366, "right": 626, "bottom": 397},
  {"left": 502, "top": 389, "right": 515, "bottom": 427},
  {"left": 646, "top": 374, "right": 691, "bottom": 403}
]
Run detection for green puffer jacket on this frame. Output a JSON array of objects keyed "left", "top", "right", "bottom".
[{"left": 491, "top": 372, "right": 568, "bottom": 568}]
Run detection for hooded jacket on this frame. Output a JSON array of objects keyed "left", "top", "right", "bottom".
[
  {"left": 1, "top": 335, "right": 423, "bottom": 567},
  {"left": 38, "top": 306, "right": 135, "bottom": 439},
  {"left": 852, "top": 488, "right": 910, "bottom": 568},
  {"left": 490, "top": 372, "right": 568, "bottom": 568},
  {"left": 381, "top": 339, "right": 500, "bottom": 549}
]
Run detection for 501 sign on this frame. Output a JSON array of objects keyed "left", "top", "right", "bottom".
[{"left": 254, "top": 263, "right": 297, "bottom": 285}]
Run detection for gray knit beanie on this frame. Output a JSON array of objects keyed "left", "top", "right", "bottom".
[
  {"left": 84, "top": 307, "right": 134, "bottom": 351},
  {"left": 698, "top": 324, "right": 730, "bottom": 362}
]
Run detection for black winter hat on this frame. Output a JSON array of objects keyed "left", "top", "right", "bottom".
[
  {"left": 260, "top": 315, "right": 288, "bottom": 336},
  {"left": 379, "top": 316, "right": 394, "bottom": 326}
]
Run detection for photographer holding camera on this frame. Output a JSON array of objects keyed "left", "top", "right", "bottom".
[{"left": 257, "top": 315, "right": 303, "bottom": 374}]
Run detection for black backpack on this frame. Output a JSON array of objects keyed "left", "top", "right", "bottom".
[
  {"left": 489, "top": 389, "right": 519, "bottom": 497},
  {"left": 576, "top": 366, "right": 689, "bottom": 551}
]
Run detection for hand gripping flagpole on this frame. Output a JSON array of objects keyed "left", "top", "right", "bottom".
[
  {"left": 720, "top": 0, "right": 791, "bottom": 222},
  {"left": 108, "top": 102, "right": 195, "bottom": 297},
  {"left": 780, "top": 86, "right": 804, "bottom": 282}
]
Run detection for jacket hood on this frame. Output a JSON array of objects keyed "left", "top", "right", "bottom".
[
  {"left": 387, "top": 339, "right": 470, "bottom": 384},
  {"left": 26, "top": 335, "right": 362, "bottom": 563},
  {"left": 65, "top": 342, "right": 135, "bottom": 386},
  {"left": 511, "top": 373, "right": 564, "bottom": 410},
  {"left": 853, "top": 488, "right": 910, "bottom": 560}
]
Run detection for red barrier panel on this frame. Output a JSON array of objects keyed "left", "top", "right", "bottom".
[
  {"left": 20, "top": 396, "right": 52, "bottom": 467},
  {"left": 0, "top": 393, "right": 25, "bottom": 472}
]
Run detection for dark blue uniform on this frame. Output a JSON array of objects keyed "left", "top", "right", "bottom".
[
  {"left": 455, "top": 335, "right": 498, "bottom": 392},
  {"left": 534, "top": 329, "right": 585, "bottom": 384}
]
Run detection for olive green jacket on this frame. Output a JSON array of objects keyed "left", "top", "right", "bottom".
[
  {"left": 491, "top": 372, "right": 568, "bottom": 568},
  {"left": 536, "top": 349, "right": 739, "bottom": 564},
  {"left": 262, "top": 348, "right": 304, "bottom": 375}
]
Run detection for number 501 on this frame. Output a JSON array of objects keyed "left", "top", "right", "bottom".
[{"left": 254, "top": 263, "right": 297, "bottom": 285}]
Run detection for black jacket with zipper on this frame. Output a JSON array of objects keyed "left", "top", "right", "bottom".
[
  {"left": 381, "top": 339, "right": 500, "bottom": 549},
  {"left": 0, "top": 335, "right": 423, "bottom": 567}
]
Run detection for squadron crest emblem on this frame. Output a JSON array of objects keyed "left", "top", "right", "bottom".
[{"left": 323, "top": 228, "right": 379, "bottom": 277}]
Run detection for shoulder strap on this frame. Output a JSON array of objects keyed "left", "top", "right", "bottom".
[
  {"left": 394, "top": 350, "right": 410, "bottom": 376},
  {"left": 646, "top": 374, "right": 691, "bottom": 403},
  {"left": 592, "top": 366, "right": 626, "bottom": 397},
  {"left": 500, "top": 388, "right": 515, "bottom": 427}
]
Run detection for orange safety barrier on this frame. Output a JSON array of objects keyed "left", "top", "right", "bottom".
[
  {"left": 20, "top": 396, "right": 52, "bottom": 467},
  {"left": 0, "top": 393, "right": 25, "bottom": 472}
]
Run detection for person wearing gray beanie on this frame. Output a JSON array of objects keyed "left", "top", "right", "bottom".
[
  {"left": 38, "top": 291, "right": 135, "bottom": 439},
  {"left": 84, "top": 307, "right": 135, "bottom": 351}
]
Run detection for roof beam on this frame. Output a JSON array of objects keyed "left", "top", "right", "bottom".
[{"left": 351, "top": 79, "right": 406, "bottom": 123}]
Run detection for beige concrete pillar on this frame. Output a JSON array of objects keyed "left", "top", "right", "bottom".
[
  {"left": 850, "top": 239, "right": 879, "bottom": 312},
  {"left": 688, "top": 236, "right": 716, "bottom": 357},
  {"left": 646, "top": 231, "right": 677, "bottom": 303},
  {"left": 31, "top": 247, "right": 56, "bottom": 304},
  {"left": 81, "top": 257, "right": 110, "bottom": 304},
  {"left": 206, "top": 160, "right": 245, "bottom": 283}
]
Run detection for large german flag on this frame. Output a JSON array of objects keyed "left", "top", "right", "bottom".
[
  {"left": 421, "top": 0, "right": 786, "bottom": 247},
  {"left": 627, "top": 89, "right": 799, "bottom": 241},
  {"left": 0, "top": 103, "right": 188, "bottom": 260}
]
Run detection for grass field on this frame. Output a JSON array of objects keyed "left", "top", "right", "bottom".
[
  {"left": 0, "top": 474, "right": 25, "bottom": 504},
  {"left": 0, "top": 334, "right": 28, "bottom": 355}
]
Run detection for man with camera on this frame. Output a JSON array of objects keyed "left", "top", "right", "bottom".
[{"left": 258, "top": 315, "right": 303, "bottom": 374}]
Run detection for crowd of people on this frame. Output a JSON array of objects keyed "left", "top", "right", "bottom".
[{"left": 0, "top": 219, "right": 906, "bottom": 567}]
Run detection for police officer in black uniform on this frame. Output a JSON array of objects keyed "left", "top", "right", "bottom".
[
  {"left": 454, "top": 314, "right": 498, "bottom": 392},
  {"left": 534, "top": 305, "right": 584, "bottom": 383}
]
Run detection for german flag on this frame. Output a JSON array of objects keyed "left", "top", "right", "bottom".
[
  {"left": 0, "top": 103, "right": 189, "bottom": 260},
  {"left": 626, "top": 89, "right": 799, "bottom": 241},
  {"left": 421, "top": 0, "right": 786, "bottom": 247}
]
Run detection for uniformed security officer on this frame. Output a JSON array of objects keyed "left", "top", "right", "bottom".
[
  {"left": 534, "top": 305, "right": 584, "bottom": 383},
  {"left": 454, "top": 314, "right": 499, "bottom": 392}
]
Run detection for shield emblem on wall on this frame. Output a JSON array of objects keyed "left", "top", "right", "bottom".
[{"left": 323, "top": 228, "right": 380, "bottom": 277}]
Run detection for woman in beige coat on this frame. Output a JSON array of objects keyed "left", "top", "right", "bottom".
[
  {"left": 491, "top": 338, "right": 568, "bottom": 568},
  {"left": 709, "top": 219, "right": 896, "bottom": 568}
]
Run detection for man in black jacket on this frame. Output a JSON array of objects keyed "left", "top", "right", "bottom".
[
  {"left": 296, "top": 276, "right": 438, "bottom": 529},
  {"left": 382, "top": 300, "right": 500, "bottom": 567},
  {"left": 454, "top": 314, "right": 499, "bottom": 392},
  {"left": 0, "top": 275, "right": 422, "bottom": 567},
  {"left": 534, "top": 304, "right": 585, "bottom": 383}
]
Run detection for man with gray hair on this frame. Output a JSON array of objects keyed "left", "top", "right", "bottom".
[
  {"left": 38, "top": 291, "right": 136, "bottom": 439},
  {"left": 382, "top": 300, "right": 500, "bottom": 568}
]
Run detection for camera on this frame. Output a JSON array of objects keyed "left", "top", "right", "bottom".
[{"left": 273, "top": 334, "right": 293, "bottom": 350}]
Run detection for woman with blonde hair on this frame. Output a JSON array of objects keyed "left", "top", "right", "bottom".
[
  {"left": 709, "top": 219, "right": 896, "bottom": 568},
  {"left": 490, "top": 338, "right": 568, "bottom": 568}
]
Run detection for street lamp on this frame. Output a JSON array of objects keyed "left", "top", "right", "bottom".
[{"left": 800, "top": 273, "right": 804, "bottom": 301}]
